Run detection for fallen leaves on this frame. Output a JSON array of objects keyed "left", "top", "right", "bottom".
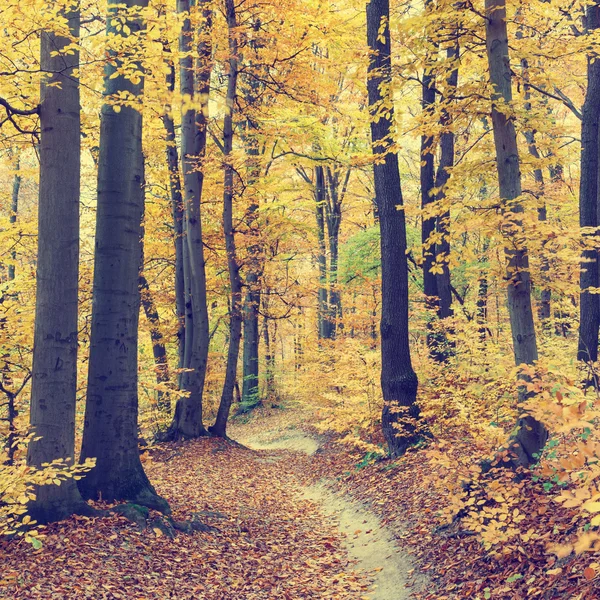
[{"left": 0, "top": 435, "right": 369, "bottom": 599}]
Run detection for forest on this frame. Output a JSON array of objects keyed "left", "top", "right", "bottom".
[{"left": 0, "top": 0, "right": 600, "bottom": 597}]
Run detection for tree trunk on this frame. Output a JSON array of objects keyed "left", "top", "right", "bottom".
[
  {"left": 166, "top": 0, "right": 213, "bottom": 439},
  {"left": 139, "top": 209, "right": 170, "bottom": 413},
  {"left": 241, "top": 118, "right": 262, "bottom": 409},
  {"left": 485, "top": 0, "right": 547, "bottom": 467},
  {"left": 366, "top": 0, "right": 421, "bottom": 458},
  {"left": 315, "top": 166, "right": 332, "bottom": 340},
  {"left": 8, "top": 156, "right": 20, "bottom": 282},
  {"left": 262, "top": 290, "right": 276, "bottom": 399},
  {"left": 79, "top": 0, "right": 168, "bottom": 513},
  {"left": 211, "top": 0, "right": 242, "bottom": 438},
  {"left": 435, "top": 43, "right": 458, "bottom": 324},
  {"left": 578, "top": 2, "right": 600, "bottom": 365},
  {"left": 324, "top": 167, "right": 346, "bottom": 337},
  {"left": 518, "top": 38, "right": 552, "bottom": 325},
  {"left": 160, "top": 45, "right": 185, "bottom": 370},
  {"left": 26, "top": 5, "right": 91, "bottom": 524},
  {"left": 420, "top": 3, "right": 438, "bottom": 320}
]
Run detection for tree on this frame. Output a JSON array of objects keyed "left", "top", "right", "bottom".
[
  {"left": 484, "top": 0, "right": 547, "bottom": 467},
  {"left": 26, "top": 2, "right": 91, "bottom": 524},
  {"left": 78, "top": 0, "right": 168, "bottom": 512},
  {"left": 366, "top": 0, "right": 422, "bottom": 457},
  {"left": 577, "top": 1, "right": 600, "bottom": 367},
  {"left": 211, "top": 0, "right": 242, "bottom": 438},
  {"left": 165, "top": 0, "right": 213, "bottom": 439}
]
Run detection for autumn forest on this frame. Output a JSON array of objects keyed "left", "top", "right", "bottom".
[{"left": 1, "top": 0, "right": 600, "bottom": 598}]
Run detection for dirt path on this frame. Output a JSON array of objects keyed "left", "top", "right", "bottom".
[{"left": 237, "top": 427, "right": 418, "bottom": 600}]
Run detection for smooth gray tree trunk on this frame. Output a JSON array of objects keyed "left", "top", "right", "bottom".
[
  {"left": 166, "top": 0, "right": 213, "bottom": 439},
  {"left": 485, "top": 0, "right": 547, "bottom": 467},
  {"left": 27, "top": 6, "right": 91, "bottom": 524},
  {"left": 79, "top": 0, "right": 168, "bottom": 512},
  {"left": 211, "top": 0, "right": 242, "bottom": 438}
]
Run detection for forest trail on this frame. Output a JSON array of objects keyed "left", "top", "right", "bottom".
[
  {"left": 235, "top": 417, "right": 421, "bottom": 600},
  {"left": 0, "top": 408, "right": 423, "bottom": 600}
]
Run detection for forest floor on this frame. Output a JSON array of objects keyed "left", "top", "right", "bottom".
[{"left": 1, "top": 404, "right": 599, "bottom": 599}]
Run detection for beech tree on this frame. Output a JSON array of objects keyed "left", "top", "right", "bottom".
[
  {"left": 577, "top": 1, "right": 600, "bottom": 367},
  {"left": 26, "top": 3, "right": 91, "bottom": 524},
  {"left": 366, "top": 0, "right": 421, "bottom": 457},
  {"left": 78, "top": 0, "right": 168, "bottom": 511},
  {"left": 165, "top": 0, "right": 213, "bottom": 439},
  {"left": 484, "top": 0, "right": 547, "bottom": 467},
  {"left": 211, "top": 0, "right": 242, "bottom": 438}
]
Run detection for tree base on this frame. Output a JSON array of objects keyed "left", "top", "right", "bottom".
[{"left": 27, "top": 497, "right": 102, "bottom": 526}]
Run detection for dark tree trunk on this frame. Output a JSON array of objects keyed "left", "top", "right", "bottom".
[
  {"left": 578, "top": 2, "right": 600, "bottom": 365},
  {"left": 435, "top": 43, "right": 458, "bottom": 324},
  {"left": 420, "top": 5, "right": 438, "bottom": 319},
  {"left": 79, "top": 0, "right": 168, "bottom": 513},
  {"left": 160, "top": 46, "right": 185, "bottom": 370},
  {"left": 324, "top": 167, "right": 347, "bottom": 337},
  {"left": 477, "top": 241, "right": 490, "bottom": 342},
  {"left": 139, "top": 212, "right": 170, "bottom": 413},
  {"left": 8, "top": 156, "right": 20, "bottom": 282},
  {"left": 211, "top": 0, "right": 242, "bottom": 438},
  {"left": 26, "top": 5, "right": 91, "bottom": 524},
  {"left": 166, "top": 0, "right": 213, "bottom": 439},
  {"left": 315, "top": 166, "right": 332, "bottom": 339},
  {"left": 366, "top": 0, "right": 421, "bottom": 458},
  {"left": 485, "top": 0, "right": 547, "bottom": 467},
  {"left": 241, "top": 122, "right": 262, "bottom": 408},
  {"left": 262, "top": 290, "right": 276, "bottom": 399},
  {"left": 139, "top": 274, "right": 170, "bottom": 411},
  {"left": 518, "top": 44, "right": 552, "bottom": 324}
]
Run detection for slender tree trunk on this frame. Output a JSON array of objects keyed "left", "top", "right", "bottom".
[
  {"left": 160, "top": 46, "right": 185, "bottom": 370},
  {"left": 366, "top": 0, "right": 421, "bottom": 458},
  {"left": 578, "top": 2, "right": 600, "bottom": 365},
  {"left": 241, "top": 128, "right": 262, "bottom": 408},
  {"left": 8, "top": 156, "right": 20, "bottom": 282},
  {"left": 324, "top": 167, "right": 346, "bottom": 337},
  {"left": 79, "top": 0, "right": 168, "bottom": 512},
  {"left": 420, "top": 4, "right": 438, "bottom": 321},
  {"left": 518, "top": 44, "right": 552, "bottom": 324},
  {"left": 211, "top": 0, "right": 242, "bottom": 438},
  {"left": 477, "top": 240, "right": 490, "bottom": 342},
  {"left": 139, "top": 210, "right": 170, "bottom": 413},
  {"left": 166, "top": 0, "right": 213, "bottom": 439},
  {"left": 315, "top": 166, "right": 332, "bottom": 339},
  {"left": 262, "top": 290, "right": 276, "bottom": 399},
  {"left": 26, "top": 4, "right": 91, "bottom": 524},
  {"left": 435, "top": 42, "right": 458, "bottom": 324},
  {"left": 485, "top": 0, "right": 547, "bottom": 467}
]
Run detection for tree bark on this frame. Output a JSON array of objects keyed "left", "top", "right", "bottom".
[
  {"left": 420, "top": 3, "right": 438, "bottom": 319},
  {"left": 434, "top": 43, "right": 458, "bottom": 324},
  {"left": 166, "top": 0, "right": 213, "bottom": 439},
  {"left": 366, "top": 0, "right": 421, "bottom": 458},
  {"left": 79, "top": 0, "right": 168, "bottom": 513},
  {"left": 211, "top": 0, "right": 242, "bottom": 438},
  {"left": 485, "top": 0, "right": 547, "bottom": 467},
  {"left": 578, "top": 2, "right": 600, "bottom": 365},
  {"left": 160, "top": 44, "right": 185, "bottom": 371},
  {"left": 8, "top": 156, "right": 20, "bottom": 282},
  {"left": 26, "top": 6, "right": 91, "bottom": 523},
  {"left": 315, "top": 166, "right": 332, "bottom": 339},
  {"left": 139, "top": 210, "right": 170, "bottom": 413},
  {"left": 240, "top": 96, "right": 263, "bottom": 409}
]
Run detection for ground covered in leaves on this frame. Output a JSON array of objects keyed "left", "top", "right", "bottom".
[
  {"left": 0, "top": 429, "right": 371, "bottom": 599},
  {"left": 2, "top": 406, "right": 600, "bottom": 599}
]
